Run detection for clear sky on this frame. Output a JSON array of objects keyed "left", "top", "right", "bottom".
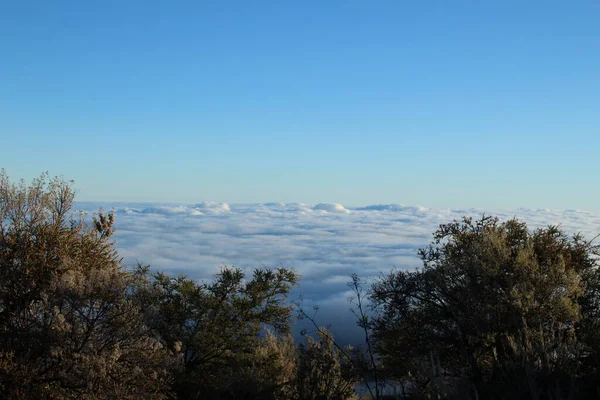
[{"left": 1, "top": 1, "right": 599, "bottom": 211}]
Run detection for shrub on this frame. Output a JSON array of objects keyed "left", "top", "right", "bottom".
[
  {"left": 370, "top": 215, "right": 600, "bottom": 398},
  {"left": 0, "top": 171, "right": 171, "bottom": 399}
]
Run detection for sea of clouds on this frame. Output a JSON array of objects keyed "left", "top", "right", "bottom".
[{"left": 76, "top": 201, "right": 600, "bottom": 344}]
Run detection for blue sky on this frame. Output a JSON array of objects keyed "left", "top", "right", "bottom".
[{"left": 2, "top": 1, "right": 599, "bottom": 211}]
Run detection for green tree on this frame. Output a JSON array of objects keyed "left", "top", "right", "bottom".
[
  {"left": 140, "top": 265, "right": 298, "bottom": 399},
  {"left": 370, "top": 215, "right": 600, "bottom": 398},
  {"left": 0, "top": 171, "right": 171, "bottom": 399},
  {"left": 228, "top": 329, "right": 298, "bottom": 400},
  {"left": 296, "top": 328, "right": 360, "bottom": 400}
]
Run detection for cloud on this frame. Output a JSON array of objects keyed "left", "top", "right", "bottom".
[
  {"left": 194, "top": 201, "right": 231, "bottom": 214},
  {"left": 313, "top": 203, "right": 351, "bottom": 214},
  {"left": 138, "top": 205, "right": 204, "bottom": 216},
  {"left": 353, "top": 204, "right": 428, "bottom": 214},
  {"left": 75, "top": 201, "right": 600, "bottom": 344},
  {"left": 127, "top": 202, "right": 231, "bottom": 216}
]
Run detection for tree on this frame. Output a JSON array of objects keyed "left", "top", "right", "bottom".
[
  {"left": 296, "top": 328, "right": 360, "bottom": 400},
  {"left": 231, "top": 329, "right": 298, "bottom": 400},
  {"left": 0, "top": 171, "right": 171, "bottom": 399},
  {"left": 370, "top": 215, "right": 600, "bottom": 398},
  {"left": 140, "top": 264, "right": 298, "bottom": 399}
]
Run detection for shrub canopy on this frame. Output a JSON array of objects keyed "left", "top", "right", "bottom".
[
  {"left": 0, "top": 171, "right": 171, "bottom": 399},
  {"left": 371, "top": 215, "right": 600, "bottom": 397}
]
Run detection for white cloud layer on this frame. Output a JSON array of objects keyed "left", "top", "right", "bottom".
[{"left": 76, "top": 201, "right": 600, "bottom": 344}]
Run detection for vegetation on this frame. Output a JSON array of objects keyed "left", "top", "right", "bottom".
[
  {"left": 1, "top": 172, "right": 599, "bottom": 399},
  {"left": 138, "top": 265, "right": 298, "bottom": 399},
  {"left": 0, "top": 172, "right": 172, "bottom": 399},
  {"left": 371, "top": 216, "right": 600, "bottom": 399}
]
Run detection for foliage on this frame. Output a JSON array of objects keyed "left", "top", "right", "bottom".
[
  {"left": 4, "top": 172, "right": 600, "bottom": 399},
  {"left": 224, "top": 328, "right": 360, "bottom": 400},
  {"left": 232, "top": 329, "right": 298, "bottom": 399},
  {"left": 139, "top": 263, "right": 298, "bottom": 399},
  {"left": 296, "top": 328, "right": 360, "bottom": 400},
  {"left": 370, "top": 215, "right": 600, "bottom": 398},
  {"left": 295, "top": 280, "right": 380, "bottom": 400},
  {"left": 0, "top": 170, "right": 171, "bottom": 399}
]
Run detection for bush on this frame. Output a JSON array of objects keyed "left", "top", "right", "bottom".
[
  {"left": 370, "top": 215, "right": 600, "bottom": 399},
  {"left": 0, "top": 171, "right": 171, "bottom": 399},
  {"left": 137, "top": 263, "right": 298, "bottom": 399},
  {"left": 296, "top": 328, "right": 360, "bottom": 400}
]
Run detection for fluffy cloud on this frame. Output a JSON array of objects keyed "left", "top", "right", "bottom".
[
  {"left": 76, "top": 202, "right": 600, "bottom": 344},
  {"left": 313, "top": 203, "right": 351, "bottom": 213},
  {"left": 194, "top": 201, "right": 231, "bottom": 214},
  {"left": 122, "top": 202, "right": 232, "bottom": 216}
]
